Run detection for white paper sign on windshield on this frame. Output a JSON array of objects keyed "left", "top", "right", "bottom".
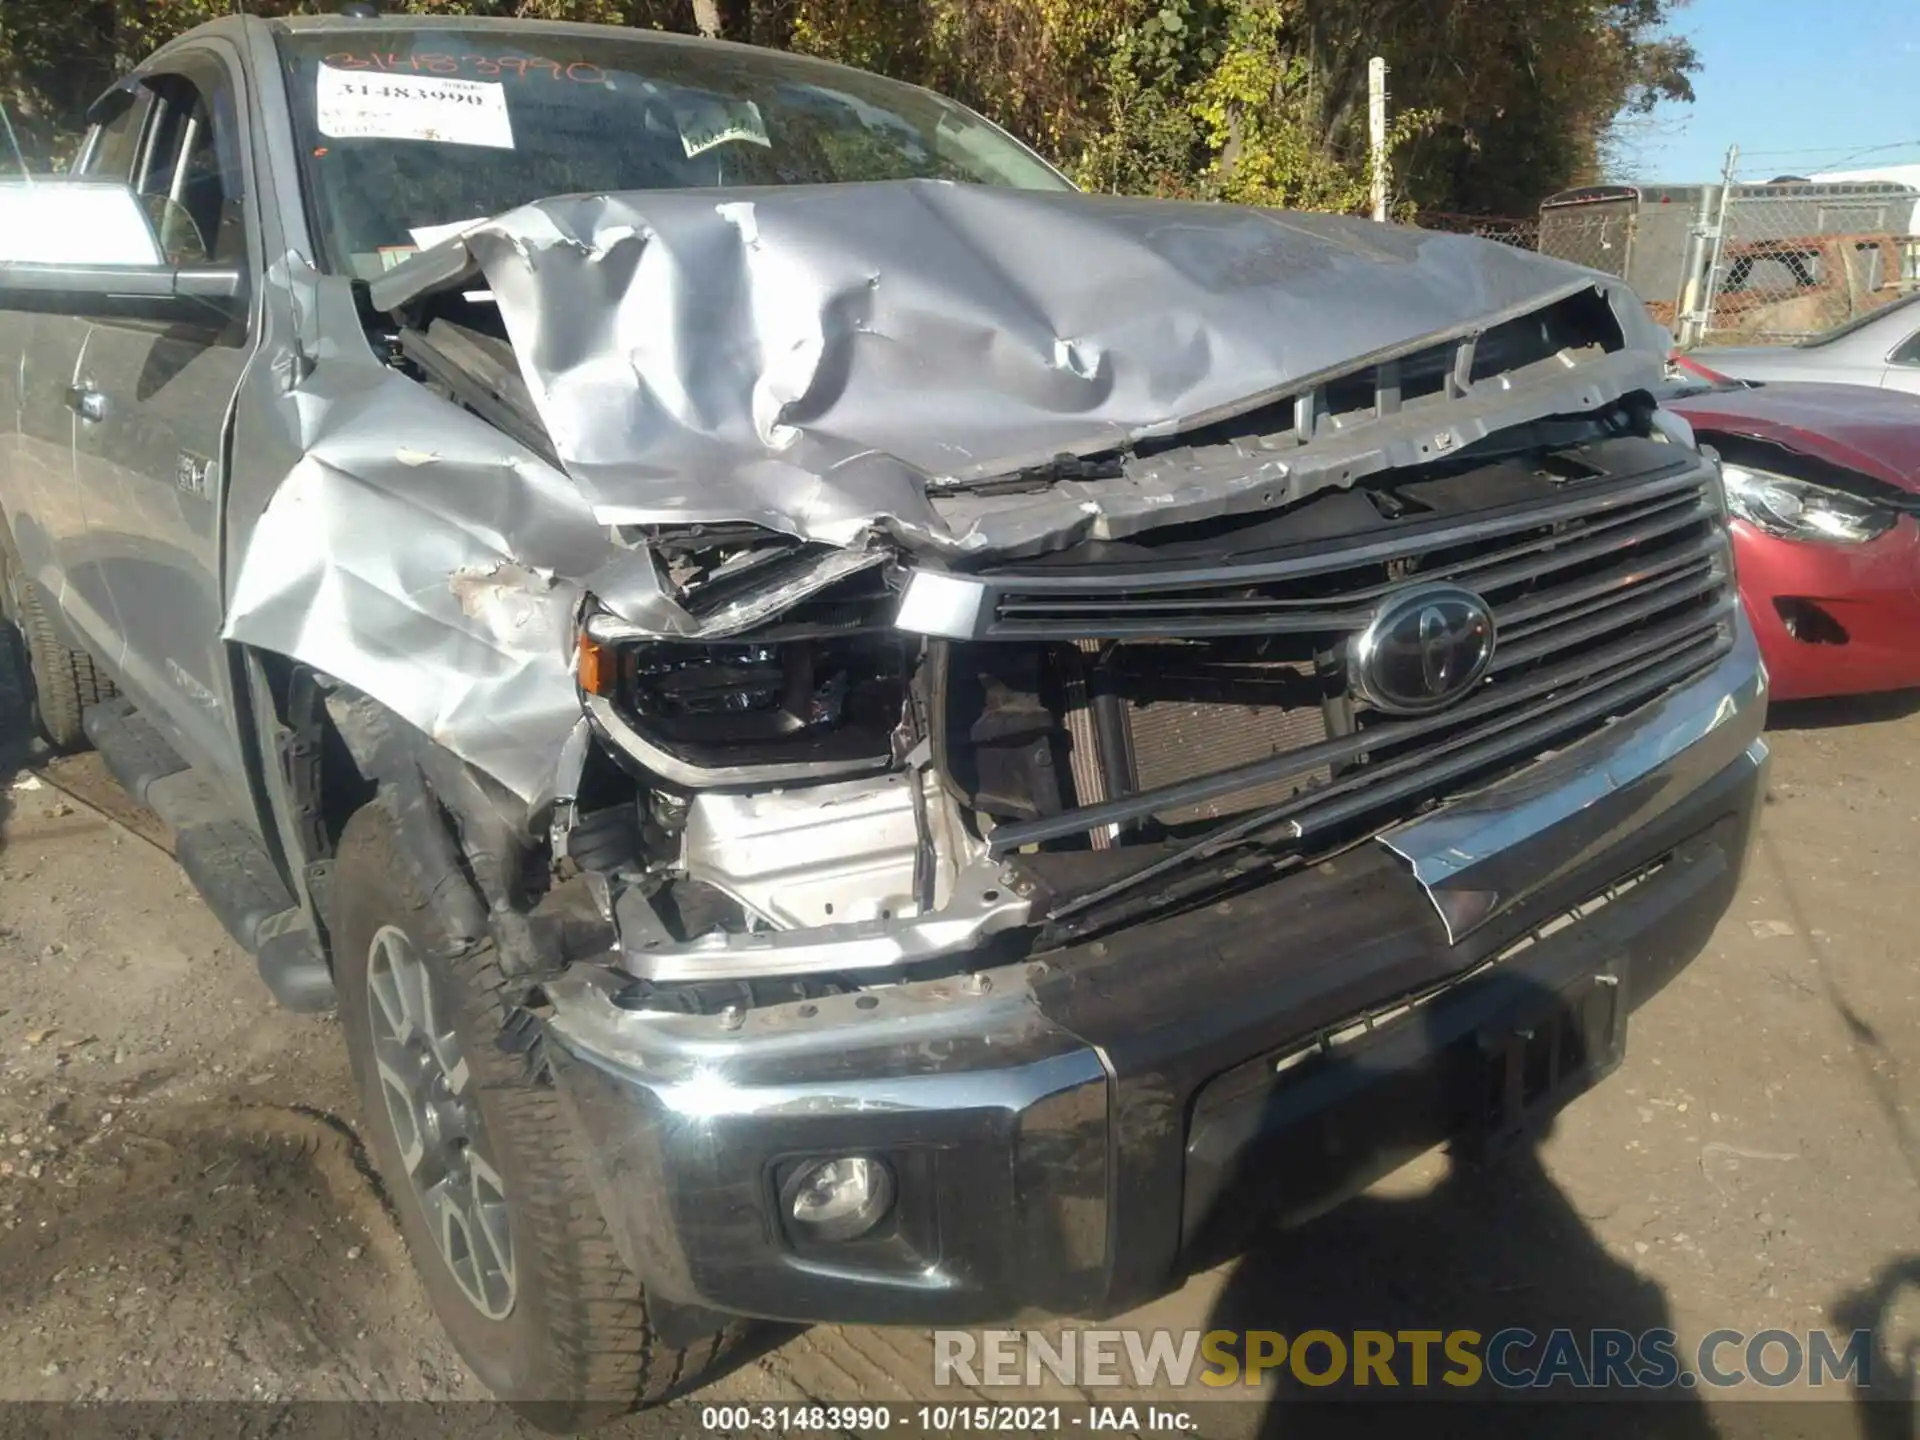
[
  {"left": 317, "top": 65, "right": 515, "bottom": 149},
  {"left": 676, "top": 97, "right": 771, "bottom": 159}
]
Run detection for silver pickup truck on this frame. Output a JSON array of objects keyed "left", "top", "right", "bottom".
[{"left": 0, "top": 8, "right": 1766, "bottom": 1426}]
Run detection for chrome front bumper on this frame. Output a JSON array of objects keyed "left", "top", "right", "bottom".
[
  {"left": 1381, "top": 607, "right": 1769, "bottom": 941},
  {"left": 541, "top": 615, "right": 1768, "bottom": 1326}
]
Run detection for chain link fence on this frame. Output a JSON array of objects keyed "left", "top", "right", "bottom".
[
  {"left": 1694, "top": 175, "right": 1918, "bottom": 345},
  {"left": 1422, "top": 167, "right": 1920, "bottom": 349},
  {"left": 1419, "top": 212, "right": 1542, "bottom": 250}
]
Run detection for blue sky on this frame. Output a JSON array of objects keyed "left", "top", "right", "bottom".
[{"left": 1626, "top": 0, "right": 1920, "bottom": 183}]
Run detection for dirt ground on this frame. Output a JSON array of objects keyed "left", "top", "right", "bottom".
[{"left": 2, "top": 658, "right": 1918, "bottom": 1437}]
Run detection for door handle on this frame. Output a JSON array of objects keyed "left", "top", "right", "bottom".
[{"left": 64, "top": 385, "right": 108, "bottom": 423}]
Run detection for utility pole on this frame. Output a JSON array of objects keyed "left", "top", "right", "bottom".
[
  {"left": 1694, "top": 144, "right": 1740, "bottom": 345},
  {"left": 1368, "top": 57, "right": 1389, "bottom": 223}
]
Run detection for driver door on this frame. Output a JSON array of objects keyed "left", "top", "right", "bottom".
[
  {"left": 0, "top": 90, "right": 154, "bottom": 667},
  {"left": 69, "top": 48, "right": 258, "bottom": 785}
]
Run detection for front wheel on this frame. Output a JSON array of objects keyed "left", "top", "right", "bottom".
[{"left": 331, "top": 801, "right": 739, "bottom": 1429}]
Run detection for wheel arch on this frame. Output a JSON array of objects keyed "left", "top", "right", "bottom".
[{"left": 235, "top": 649, "right": 591, "bottom": 995}]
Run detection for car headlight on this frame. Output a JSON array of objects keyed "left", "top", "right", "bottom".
[
  {"left": 579, "top": 630, "right": 910, "bottom": 781},
  {"left": 1719, "top": 463, "right": 1895, "bottom": 545}
]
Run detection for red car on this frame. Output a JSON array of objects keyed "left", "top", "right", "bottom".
[{"left": 1666, "top": 368, "right": 1920, "bottom": 700}]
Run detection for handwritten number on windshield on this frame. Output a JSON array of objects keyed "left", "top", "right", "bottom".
[{"left": 323, "top": 54, "right": 607, "bottom": 84}]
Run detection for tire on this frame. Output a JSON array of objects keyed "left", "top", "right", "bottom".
[
  {"left": 1, "top": 566, "right": 115, "bottom": 753},
  {"left": 331, "top": 802, "right": 740, "bottom": 1430}
]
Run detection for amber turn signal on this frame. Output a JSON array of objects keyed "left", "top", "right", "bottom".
[{"left": 577, "top": 633, "right": 611, "bottom": 695}]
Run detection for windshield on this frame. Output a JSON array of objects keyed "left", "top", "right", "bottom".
[
  {"left": 1797, "top": 290, "right": 1920, "bottom": 348},
  {"left": 278, "top": 27, "right": 1071, "bottom": 279}
]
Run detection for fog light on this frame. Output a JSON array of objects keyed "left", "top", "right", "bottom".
[{"left": 784, "top": 1156, "right": 894, "bottom": 1242}]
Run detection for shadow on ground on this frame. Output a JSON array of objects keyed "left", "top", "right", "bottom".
[
  {"left": 0, "top": 625, "right": 32, "bottom": 844},
  {"left": 1197, "top": 974, "right": 1719, "bottom": 1438},
  {"left": 1767, "top": 689, "right": 1920, "bottom": 732},
  {"left": 1833, "top": 1257, "right": 1920, "bottom": 1439},
  {"left": 0, "top": 631, "right": 779, "bottom": 1419}
]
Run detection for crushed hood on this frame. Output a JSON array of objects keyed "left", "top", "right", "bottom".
[
  {"left": 229, "top": 184, "right": 1670, "bottom": 809},
  {"left": 373, "top": 180, "right": 1669, "bottom": 556}
]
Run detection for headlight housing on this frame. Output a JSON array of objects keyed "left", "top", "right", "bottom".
[
  {"left": 1719, "top": 463, "right": 1896, "bottom": 546},
  {"left": 579, "top": 533, "right": 909, "bottom": 785},
  {"left": 581, "top": 630, "right": 910, "bottom": 784}
]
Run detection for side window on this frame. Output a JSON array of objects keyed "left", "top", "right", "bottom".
[
  {"left": 134, "top": 68, "right": 249, "bottom": 270},
  {"left": 1892, "top": 329, "right": 1920, "bottom": 368},
  {"left": 78, "top": 89, "right": 154, "bottom": 182}
]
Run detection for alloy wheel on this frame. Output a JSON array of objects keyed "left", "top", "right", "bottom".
[{"left": 365, "top": 924, "right": 517, "bottom": 1320}]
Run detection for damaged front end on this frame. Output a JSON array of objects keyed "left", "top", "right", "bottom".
[
  {"left": 512, "top": 404, "right": 1766, "bottom": 1325},
  {"left": 358, "top": 202, "right": 1715, "bottom": 1000},
  {"left": 257, "top": 183, "right": 1722, "bottom": 1003},
  {"left": 220, "top": 181, "right": 1768, "bottom": 1320},
  {"left": 568, "top": 539, "right": 1034, "bottom": 983},
  {"left": 555, "top": 419, "right": 1744, "bottom": 995}
]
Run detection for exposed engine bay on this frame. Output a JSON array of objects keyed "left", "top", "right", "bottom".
[
  {"left": 222, "top": 181, "right": 1720, "bottom": 994},
  {"left": 555, "top": 420, "right": 1730, "bottom": 988}
]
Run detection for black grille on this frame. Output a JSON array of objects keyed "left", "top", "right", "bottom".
[
  {"left": 987, "top": 463, "right": 1720, "bottom": 642},
  {"left": 972, "top": 454, "right": 1735, "bottom": 857}
]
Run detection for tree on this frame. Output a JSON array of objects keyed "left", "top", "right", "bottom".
[
  {"left": 1, "top": 0, "right": 1696, "bottom": 216},
  {"left": 781, "top": 0, "right": 1696, "bottom": 212}
]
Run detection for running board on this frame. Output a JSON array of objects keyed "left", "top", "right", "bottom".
[
  {"left": 82, "top": 700, "right": 337, "bottom": 1013},
  {"left": 82, "top": 696, "right": 187, "bottom": 806}
]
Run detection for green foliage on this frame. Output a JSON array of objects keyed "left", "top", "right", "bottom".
[
  {"left": 1185, "top": 3, "right": 1438, "bottom": 211},
  {"left": 0, "top": 0, "right": 1697, "bottom": 216},
  {"left": 789, "top": 0, "right": 1696, "bottom": 214}
]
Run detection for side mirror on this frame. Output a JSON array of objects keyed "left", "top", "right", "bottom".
[{"left": 0, "top": 178, "right": 245, "bottom": 326}]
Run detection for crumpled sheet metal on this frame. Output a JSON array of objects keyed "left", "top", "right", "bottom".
[
  {"left": 224, "top": 356, "right": 623, "bottom": 805},
  {"left": 222, "top": 352, "right": 890, "bottom": 806},
  {"left": 226, "top": 251, "right": 889, "bottom": 807},
  {"left": 374, "top": 179, "right": 1672, "bottom": 557},
  {"left": 232, "top": 185, "right": 1671, "bottom": 808}
]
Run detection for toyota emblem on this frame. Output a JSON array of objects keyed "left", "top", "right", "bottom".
[{"left": 1348, "top": 583, "right": 1497, "bottom": 715}]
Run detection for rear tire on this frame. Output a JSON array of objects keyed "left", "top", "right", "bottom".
[
  {"left": 330, "top": 801, "right": 740, "bottom": 1430},
  {"left": 0, "top": 554, "right": 114, "bottom": 752}
]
